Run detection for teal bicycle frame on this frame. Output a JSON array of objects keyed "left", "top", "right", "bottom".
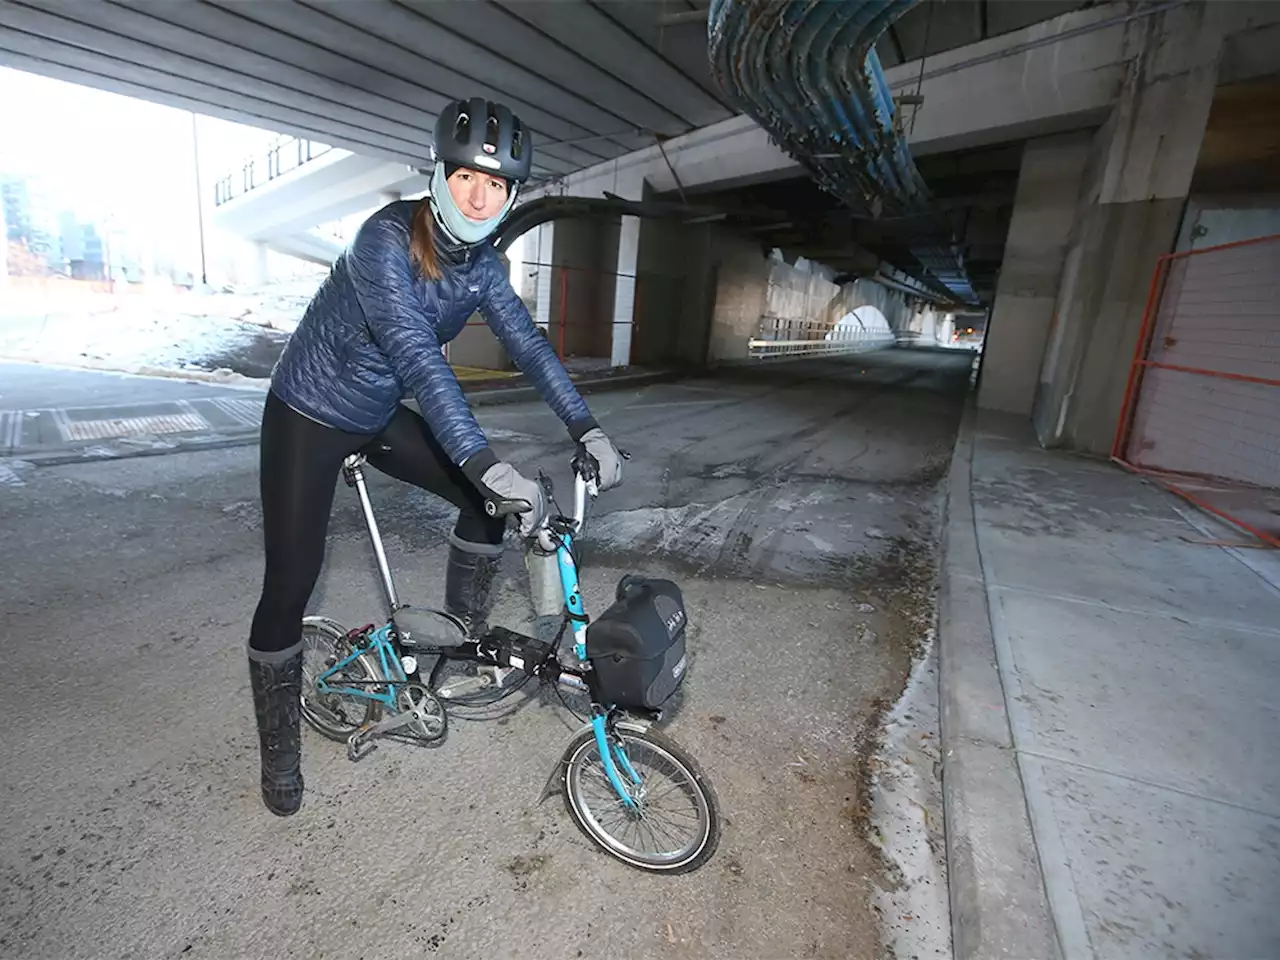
[
  {"left": 314, "top": 621, "right": 407, "bottom": 709},
  {"left": 555, "top": 527, "right": 642, "bottom": 808},
  {"left": 315, "top": 450, "right": 642, "bottom": 808}
]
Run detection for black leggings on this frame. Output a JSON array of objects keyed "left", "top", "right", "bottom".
[{"left": 248, "top": 390, "right": 505, "bottom": 653}]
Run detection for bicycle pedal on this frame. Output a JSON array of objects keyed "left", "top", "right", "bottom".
[
  {"left": 347, "top": 729, "right": 379, "bottom": 763},
  {"left": 479, "top": 664, "right": 517, "bottom": 687},
  {"left": 436, "top": 672, "right": 493, "bottom": 701}
]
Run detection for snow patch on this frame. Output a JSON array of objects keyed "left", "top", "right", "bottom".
[
  {"left": 0, "top": 458, "right": 34, "bottom": 487},
  {"left": 804, "top": 533, "right": 834, "bottom": 552},
  {"left": 0, "top": 280, "right": 314, "bottom": 384},
  {"left": 589, "top": 496, "right": 749, "bottom": 557},
  {"left": 870, "top": 631, "right": 951, "bottom": 960}
]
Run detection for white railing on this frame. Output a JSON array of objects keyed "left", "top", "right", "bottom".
[
  {"left": 213, "top": 136, "right": 334, "bottom": 207},
  {"left": 748, "top": 314, "right": 896, "bottom": 359}
]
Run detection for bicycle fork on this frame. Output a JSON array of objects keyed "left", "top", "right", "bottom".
[{"left": 593, "top": 711, "right": 643, "bottom": 809}]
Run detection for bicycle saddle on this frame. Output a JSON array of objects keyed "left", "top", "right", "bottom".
[{"left": 393, "top": 606, "right": 467, "bottom": 649}]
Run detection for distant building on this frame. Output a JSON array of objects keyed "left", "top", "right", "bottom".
[
  {"left": 0, "top": 198, "right": 8, "bottom": 283},
  {"left": 58, "top": 210, "right": 107, "bottom": 281},
  {"left": 1, "top": 174, "right": 59, "bottom": 272}
]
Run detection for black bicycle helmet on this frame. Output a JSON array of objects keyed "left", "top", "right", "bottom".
[{"left": 432, "top": 98, "right": 533, "bottom": 184}]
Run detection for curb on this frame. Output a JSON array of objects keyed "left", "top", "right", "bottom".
[
  {"left": 11, "top": 432, "right": 262, "bottom": 468},
  {"left": 13, "top": 369, "right": 684, "bottom": 468},
  {"left": 938, "top": 403, "right": 1061, "bottom": 960}
]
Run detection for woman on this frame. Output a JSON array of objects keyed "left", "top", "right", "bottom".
[{"left": 246, "top": 98, "right": 624, "bottom": 817}]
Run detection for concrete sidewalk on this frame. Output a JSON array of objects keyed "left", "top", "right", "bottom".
[{"left": 940, "top": 408, "right": 1280, "bottom": 960}]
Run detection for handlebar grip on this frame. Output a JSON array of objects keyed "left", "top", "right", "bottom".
[{"left": 483, "top": 497, "right": 532, "bottom": 519}]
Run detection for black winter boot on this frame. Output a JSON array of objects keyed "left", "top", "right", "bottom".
[
  {"left": 247, "top": 642, "right": 305, "bottom": 817},
  {"left": 445, "top": 536, "right": 504, "bottom": 638}
]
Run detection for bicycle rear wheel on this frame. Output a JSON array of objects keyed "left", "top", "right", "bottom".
[
  {"left": 300, "top": 617, "right": 380, "bottom": 741},
  {"left": 560, "top": 724, "right": 720, "bottom": 874}
]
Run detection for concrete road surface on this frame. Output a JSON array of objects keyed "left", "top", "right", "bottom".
[
  {"left": 0, "top": 349, "right": 970, "bottom": 960},
  {"left": 0, "top": 360, "right": 266, "bottom": 412}
]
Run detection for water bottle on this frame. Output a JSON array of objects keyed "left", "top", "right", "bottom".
[{"left": 525, "top": 540, "right": 564, "bottom": 646}]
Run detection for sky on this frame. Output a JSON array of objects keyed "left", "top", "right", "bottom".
[{"left": 0, "top": 66, "right": 289, "bottom": 280}]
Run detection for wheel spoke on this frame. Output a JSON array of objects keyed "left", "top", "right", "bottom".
[
  {"left": 639, "top": 811, "right": 677, "bottom": 852},
  {"left": 568, "top": 730, "right": 714, "bottom": 869},
  {"left": 640, "top": 777, "right": 692, "bottom": 807},
  {"left": 645, "top": 807, "right": 697, "bottom": 848}
]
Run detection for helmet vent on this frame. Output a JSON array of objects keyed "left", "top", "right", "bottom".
[{"left": 453, "top": 111, "right": 470, "bottom": 143}]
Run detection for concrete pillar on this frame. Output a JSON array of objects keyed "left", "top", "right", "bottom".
[
  {"left": 533, "top": 222, "right": 554, "bottom": 331},
  {"left": 252, "top": 240, "right": 270, "bottom": 287},
  {"left": 978, "top": 130, "right": 1093, "bottom": 416},
  {"left": 1032, "top": 2, "right": 1222, "bottom": 452},
  {"left": 608, "top": 175, "right": 646, "bottom": 368},
  {"left": 611, "top": 216, "right": 640, "bottom": 367}
]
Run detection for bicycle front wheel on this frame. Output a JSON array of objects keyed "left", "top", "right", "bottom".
[{"left": 561, "top": 724, "right": 720, "bottom": 874}]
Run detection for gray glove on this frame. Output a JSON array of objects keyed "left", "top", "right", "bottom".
[
  {"left": 580, "top": 428, "right": 624, "bottom": 491},
  {"left": 477, "top": 461, "right": 547, "bottom": 538}
]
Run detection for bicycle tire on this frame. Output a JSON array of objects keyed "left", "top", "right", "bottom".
[
  {"left": 560, "top": 723, "right": 721, "bottom": 874},
  {"left": 300, "top": 617, "right": 380, "bottom": 742}
]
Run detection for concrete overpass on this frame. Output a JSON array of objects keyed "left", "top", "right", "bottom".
[
  {"left": 0, "top": 0, "right": 1123, "bottom": 281},
  {"left": 2, "top": 0, "right": 1278, "bottom": 459}
]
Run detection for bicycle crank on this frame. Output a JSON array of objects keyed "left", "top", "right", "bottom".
[{"left": 344, "top": 684, "right": 447, "bottom": 761}]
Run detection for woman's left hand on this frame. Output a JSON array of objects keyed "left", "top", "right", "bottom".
[{"left": 580, "top": 428, "right": 624, "bottom": 491}]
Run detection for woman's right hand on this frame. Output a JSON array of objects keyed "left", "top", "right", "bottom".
[{"left": 475, "top": 461, "right": 548, "bottom": 537}]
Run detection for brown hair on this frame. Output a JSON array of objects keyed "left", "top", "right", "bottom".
[{"left": 409, "top": 199, "right": 442, "bottom": 282}]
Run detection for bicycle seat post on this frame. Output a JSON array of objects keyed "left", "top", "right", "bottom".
[{"left": 342, "top": 453, "right": 400, "bottom": 614}]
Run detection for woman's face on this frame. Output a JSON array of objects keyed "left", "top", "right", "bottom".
[{"left": 446, "top": 167, "right": 510, "bottom": 222}]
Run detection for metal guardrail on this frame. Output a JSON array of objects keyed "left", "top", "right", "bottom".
[
  {"left": 748, "top": 315, "right": 896, "bottom": 358},
  {"left": 213, "top": 136, "right": 333, "bottom": 207}
]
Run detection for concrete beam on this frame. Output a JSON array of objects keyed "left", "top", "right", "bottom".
[
  {"left": 202, "top": 0, "right": 632, "bottom": 167},
  {"left": 524, "top": 114, "right": 801, "bottom": 203},
  {"left": 885, "top": 3, "right": 1131, "bottom": 157},
  {"left": 289, "top": 0, "right": 625, "bottom": 169},
  {"left": 529, "top": 3, "right": 1187, "bottom": 204},
  {"left": 494, "top": 0, "right": 727, "bottom": 128},
  {"left": 396, "top": 0, "right": 694, "bottom": 138}
]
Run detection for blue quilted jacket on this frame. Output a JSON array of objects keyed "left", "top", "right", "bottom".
[{"left": 270, "top": 200, "right": 596, "bottom": 478}]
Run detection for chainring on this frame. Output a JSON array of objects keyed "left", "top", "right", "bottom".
[{"left": 395, "top": 683, "right": 448, "bottom": 743}]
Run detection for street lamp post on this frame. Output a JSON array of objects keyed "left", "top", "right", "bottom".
[{"left": 191, "top": 112, "right": 208, "bottom": 287}]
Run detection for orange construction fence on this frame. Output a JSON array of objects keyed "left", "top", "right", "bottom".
[{"left": 1111, "top": 233, "right": 1280, "bottom": 547}]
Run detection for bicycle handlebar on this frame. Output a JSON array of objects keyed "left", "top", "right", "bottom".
[
  {"left": 482, "top": 495, "right": 532, "bottom": 519},
  {"left": 515, "top": 444, "right": 630, "bottom": 552},
  {"left": 482, "top": 444, "right": 630, "bottom": 540}
]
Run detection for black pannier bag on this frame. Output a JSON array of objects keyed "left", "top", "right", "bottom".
[{"left": 586, "top": 576, "right": 689, "bottom": 710}]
